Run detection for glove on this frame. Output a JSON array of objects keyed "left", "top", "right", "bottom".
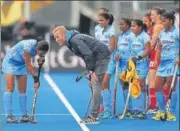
[{"left": 132, "top": 55, "right": 143, "bottom": 65}]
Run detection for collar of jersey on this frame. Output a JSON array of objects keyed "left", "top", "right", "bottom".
[
  {"left": 102, "top": 25, "right": 111, "bottom": 34},
  {"left": 66, "top": 30, "right": 73, "bottom": 41},
  {"left": 163, "top": 25, "right": 176, "bottom": 32}
]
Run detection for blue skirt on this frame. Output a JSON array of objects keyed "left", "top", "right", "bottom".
[{"left": 2, "top": 58, "right": 27, "bottom": 75}]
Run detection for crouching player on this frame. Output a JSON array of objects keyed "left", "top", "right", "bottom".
[
  {"left": 2, "top": 38, "right": 49, "bottom": 123},
  {"left": 152, "top": 11, "right": 179, "bottom": 121}
]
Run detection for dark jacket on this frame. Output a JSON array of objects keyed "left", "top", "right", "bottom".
[{"left": 67, "top": 30, "right": 110, "bottom": 71}]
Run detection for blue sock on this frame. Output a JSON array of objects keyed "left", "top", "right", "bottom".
[
  {"left": 101, "top": 89, "right": 111, "bottom": 113},
  {"left": 170, "top": 91, "right": 177, "bottom": 114},
  {"left": 19, "top": 93, "right": 27, "bottom": 116},
  {"left": 156, "top": 92, "right": 165, "bottom": 112},
  {"left": 4, "top": 92, "right": 13, "bottom": 116},
  {"left": 123, "top": 89, "right": 132, "bottom": 110}
]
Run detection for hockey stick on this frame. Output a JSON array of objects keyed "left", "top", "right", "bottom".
[
  {"left": 145, "top": 79, "right": 149, "bottom": 114},
  {"left": 113, "top": 61, "right": 119, "bottom": 117},
  {"left": 76, "top": 70, "right": 89, "bottom": 82},
  {"left": 29, "top": 63, "right": 43, "bottom": 124},
  {"left": 118, "top": 78, "right": 133, "bottom": 119},
  {"left": 84, "top": 84, "right": 93, "bottom": 118},
  {"left": 160, "top": 64, "right": 178, "bottom": 121}
]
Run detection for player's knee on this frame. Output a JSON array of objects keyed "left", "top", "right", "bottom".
[
  {"left": 6, "top": 84, "right": 14, "bottom": 92},
  {"left": 18, "top": 86, "right": 26, "bottom": 93}
]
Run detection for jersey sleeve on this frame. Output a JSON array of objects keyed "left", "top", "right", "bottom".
[
  {"left": 143, "top": 33, "right": 150, "bottom": 45},
  {"left": 109, "top": 27, "right": 116, "bottom": 37},
  {"left": 23, "top": 40, "right": 36, "bottom": 53}
]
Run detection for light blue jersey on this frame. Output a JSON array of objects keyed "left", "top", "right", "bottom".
[
  {"left": 130, "top": 30, "right": 150, "bottom": 79},
  {"left": 95, "top": 25, "right": 116, "bottom": 49},
  {"left": 117, "top": 29, "right": 132, "bottom": 73},
  {"left": 95, "top": 24, "right": 116, "bottom": 75},
  {"left": 2, "top": 39, "right": 37, "bottom": 75},
  {"left": 157, "top": 25, "right": 179, "bottom": 77},
  {"left": 159, "top": 25, "right": 179, "bottom": 60}
]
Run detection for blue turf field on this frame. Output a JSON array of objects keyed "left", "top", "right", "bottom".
[{"left": 1, "top": 72, "right": 179, "bottom": 131}]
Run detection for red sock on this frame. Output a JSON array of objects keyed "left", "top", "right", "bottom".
[
  {"left": 163, "top": 87, "right": 169, "bottom": 104},
  {"left": 149, "top": 87, "right": 157, "bottom": 108}
]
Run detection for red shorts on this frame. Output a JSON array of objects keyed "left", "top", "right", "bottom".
[{"left": 149, "top": 49, "right": 160, "bottom": 70}]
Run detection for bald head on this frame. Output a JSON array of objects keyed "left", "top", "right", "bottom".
[{"left": 52, "top": 26, "right": 67, "bottom": 46}]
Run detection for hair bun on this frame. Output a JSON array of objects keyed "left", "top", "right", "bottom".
[
  {"left": 160, "top": 8, "right": 166, "bottom": 14},
  {"left": 170, "top": 11, "right": 175, "bottom": 15}
]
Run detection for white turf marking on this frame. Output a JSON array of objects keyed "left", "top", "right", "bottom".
[
  {"left": 1, "top": 113, "right": 71, "bottom": 116},
  {"left": 44, "top": 73, "right": 90, "bottom": 131}
]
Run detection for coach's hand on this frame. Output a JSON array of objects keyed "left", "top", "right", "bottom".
[{"left": 90, "top": 72, "right": 98, "bottom": 85}]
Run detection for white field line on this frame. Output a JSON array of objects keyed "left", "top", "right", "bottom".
[
  {"left": 44, "top": 73, "right": 90, "bottom": 131},
  {"left": 1, "top": 113, "right": 71, "bottom": 116}
]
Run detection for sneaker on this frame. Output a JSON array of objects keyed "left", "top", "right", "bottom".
[
  {"left": 98, "top": 106, "right": 104, "bottom": 114},
  {"left": 18, "top": 115, "right": 30, "bottom": 123},
  {"left": 146, "top": 106, "right": 159, "bottom": 114},
  {"left": 125, "top": 110, "right": 133, "bottom": 118},
  {"left": 118, "top": 110, "right": 133, "bottom": 119},
  {"left": 132, "top": 111, "right": 146, "bottom": 120},
  {"left": 152, "top": 111, "right": 165, "bottom": 120},
  {"left": 6, "top": 115, "right": 18, "bottom": 123},
  {"left": 167, "top": 112, "right": 176, "bottom": 121},
  {"left": 98, "top": 111, "right": 112, "bottom": 119},
  {"left": 80, "top": 115, "right": 99, "bottom": 124}
]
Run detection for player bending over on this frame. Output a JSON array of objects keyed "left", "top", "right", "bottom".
[
  {"left": 53, "top": 26, "right": 110, "bottom": 124},
  {"left": 2, "top": 38, "right": 49, "bottom": 123}
]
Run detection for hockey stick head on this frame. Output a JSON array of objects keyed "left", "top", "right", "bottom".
[
  {"left": 29, "top": 116, "right": 38, "bottom": 124},
  {"left": 76, "top": 75, "right": 83, "bottom": 82}
]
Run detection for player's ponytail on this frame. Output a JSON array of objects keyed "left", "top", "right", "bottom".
[{"left": 109, "top": 14, "right": 114, "bottom": 25}]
